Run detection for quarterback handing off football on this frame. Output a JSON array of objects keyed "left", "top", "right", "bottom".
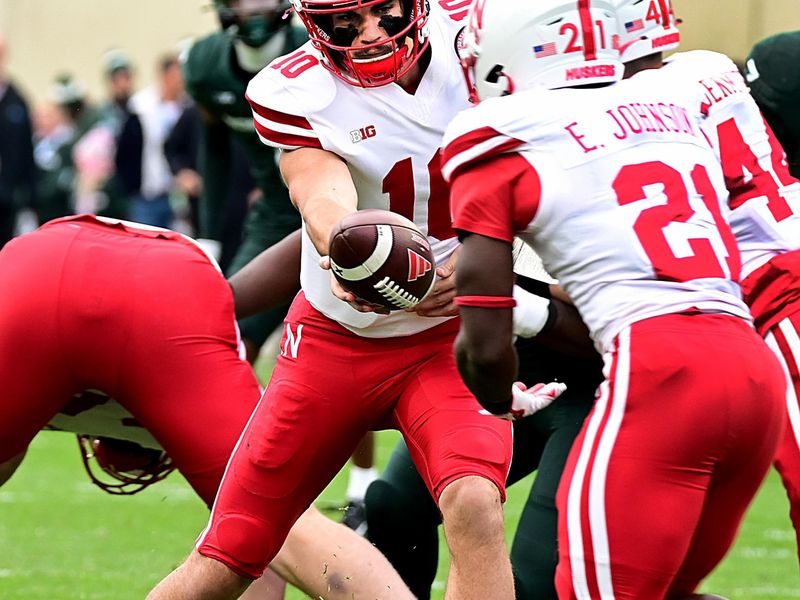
[{"left": 329, "top": 209, "right": 436, "bottom": 311}]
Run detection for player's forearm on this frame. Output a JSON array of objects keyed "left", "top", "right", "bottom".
[
  {"left": 280, "top": 148, "right": 358, "bottom": 255},
  {"left": 455, "top": 327, "right": 518, "bottom": 413},
  {"left": 454, "top": 233, "right": 519, "bottom": 412},
  {"left": 298, "top": 195, "right": 353, "bottom": 256},
  {"left": 229, "top": 230, "right": 302, "bottom": 319}
]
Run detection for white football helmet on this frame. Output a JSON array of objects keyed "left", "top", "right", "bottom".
[
  {"left": 461, "top": 0, "right": 622, "bottom": 102},
  {"left": 614, "top": 0, "right": 680, "bottom": 63}
]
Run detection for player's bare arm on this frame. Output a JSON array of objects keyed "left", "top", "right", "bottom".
[
  {"left": 280, "top": 147, "right": 357, "bottom": 255},
  {"left": 455, "top": 233, "right": 567, "bottom": 420},
  {"left": 228, "top": 229, "right": 302, "bottom": 319},
  {"left": 454, "top": 232, "right": 519, "bottom": 413},
  {"left": 280, "top": 146, "right": 389, "bottom": 312}
]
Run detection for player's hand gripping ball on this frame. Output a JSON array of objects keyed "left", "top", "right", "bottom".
[{"left": 329, "top": 209, "right": 437, "bottom": 311}]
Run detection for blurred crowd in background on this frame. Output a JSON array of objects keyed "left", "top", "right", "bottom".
[{"left": 0, "top": 33, "right": 251, "bottom": 271}]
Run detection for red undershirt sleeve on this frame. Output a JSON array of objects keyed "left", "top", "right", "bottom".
[{"left": 450, "top": 153, "right": 542, "bottom": 242}]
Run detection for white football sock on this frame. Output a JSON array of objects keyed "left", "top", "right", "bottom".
[{"left": 346, "top": 466, "right": 379, "bottom": 502}]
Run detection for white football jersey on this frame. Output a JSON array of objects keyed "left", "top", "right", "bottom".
[
  {"left": 246, "top": 4, "right": 470, "bottom": 337},
  {"left": 659, "top": 50, "right": 800, "bottom": 280},
  {"left": 443, "top": 77, "right": 751, "bottom": 351}
]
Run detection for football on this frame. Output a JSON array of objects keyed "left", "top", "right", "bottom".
[{"left": 329, "top": 209, "right": 436, "bottom": 311}]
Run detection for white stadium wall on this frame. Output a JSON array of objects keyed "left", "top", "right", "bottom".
[
  {"left": 675, "top": 0, "right": 800, "bottom": 65},
  {"left": 0, "top": 0, "right": 217, "bottom": 104},
  {"left": 0, "top": 0, "right": 799, "bottom": 104}
]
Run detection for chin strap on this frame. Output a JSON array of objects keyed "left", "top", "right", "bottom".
[{"left": 350, "top": 43, "right": 409, "bottom": 84}]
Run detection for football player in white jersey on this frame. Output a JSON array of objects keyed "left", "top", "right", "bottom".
[
  {"left": 443, "top": 1, "right": 785, "bottom": 599},
  {"left": 614, "top": 0, "right": 800, "bottom": 566},
  {"left": 147, "top": 2, "right": 561, "bottom": 599}
]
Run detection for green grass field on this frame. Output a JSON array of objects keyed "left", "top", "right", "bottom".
[{"left": 0, "top": 429, "right": 797, "bottom": 599}]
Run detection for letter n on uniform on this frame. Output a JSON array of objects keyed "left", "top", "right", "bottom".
[{"left": 282, "top": 324, "right": 303, "bottom": 359}]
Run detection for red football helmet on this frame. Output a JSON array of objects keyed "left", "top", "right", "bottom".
[
  {"left": 77, "top": 436, "right": 175, "bottom": 495},
  {"left": 290, "top": 0, "right": 430, "bottom": 87}
]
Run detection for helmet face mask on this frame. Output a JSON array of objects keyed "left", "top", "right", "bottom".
[
  {"left": 77, "top": 435, "right": 175, "bottom": 495},
  {"left": 613, "top": 0, "right": 680, "bottom": 63},
  {"left": 291, "top": 0, "right": 430, "bottom": 88},
  {"left": 462, "top": 0, "right": 623, "bottom": 102}
]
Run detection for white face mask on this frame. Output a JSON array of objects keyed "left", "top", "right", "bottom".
[{"left": 233, "top": 29, "right": 288, "bottom": 73}]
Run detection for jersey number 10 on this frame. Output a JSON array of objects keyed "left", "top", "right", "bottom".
[{"left": 382, "top": 153, "right": 455, "bottom": 240}]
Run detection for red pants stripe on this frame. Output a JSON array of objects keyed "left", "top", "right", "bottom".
[
  {"left": 765, "top": 313, "right": 800, "bottom": 560},
  {"left": 563, "top": 328, "right": 629, "bottom": 600},
  {"left": 556, "top": 312, "right": 785, "bottom": 600}
]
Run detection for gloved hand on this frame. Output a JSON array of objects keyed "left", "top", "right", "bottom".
[{"left": 480, "top": 381, "right": 567, "bottom": 421}]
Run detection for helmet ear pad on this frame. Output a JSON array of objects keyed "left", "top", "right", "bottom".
[{"left": 485, "top": 64, "right": 514, "bottom": 96}]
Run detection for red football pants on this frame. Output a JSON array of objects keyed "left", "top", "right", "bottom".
[
  {"left": 0, "top": 219, "right": 260, "bottom": 505},
  {"left": 764, "top": 312, "right": 800, "bottom": 562},
  {"left": 196, "top": 293, "right": 513, "bottom": 578},
  {"left": 555, "top": 312, "right": 785, "bottom": 600}
]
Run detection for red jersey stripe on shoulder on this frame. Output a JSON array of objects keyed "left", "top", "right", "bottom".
[
  {"left": 450, "top": 153, "right": 541, "bottom": 243},
  {"left": 246, "top": 93, "right": 314, "bottom": 130},
  {"left": 437, "top": 0, "right": 471, "bottom": 22},
  {"left": 443, "top": 126, "right": 507, "bottom": 162},
  {"left": 442, "top": 126, "right": 525, "bottom": 181},
  {"left": 253, "top": 118, "right": 323, "bottom": 149}
]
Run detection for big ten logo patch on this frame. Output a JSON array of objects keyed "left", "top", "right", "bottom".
[
  {"left": 281, "top": 323, "right": 304, "bottom": 359},
  {"left": 350, "top": 125, "right": 377, "bottom": 144}
]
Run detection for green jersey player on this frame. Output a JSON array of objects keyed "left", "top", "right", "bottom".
[{"left": 183, "top": 0, "right": 306, "bottom": 360}]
